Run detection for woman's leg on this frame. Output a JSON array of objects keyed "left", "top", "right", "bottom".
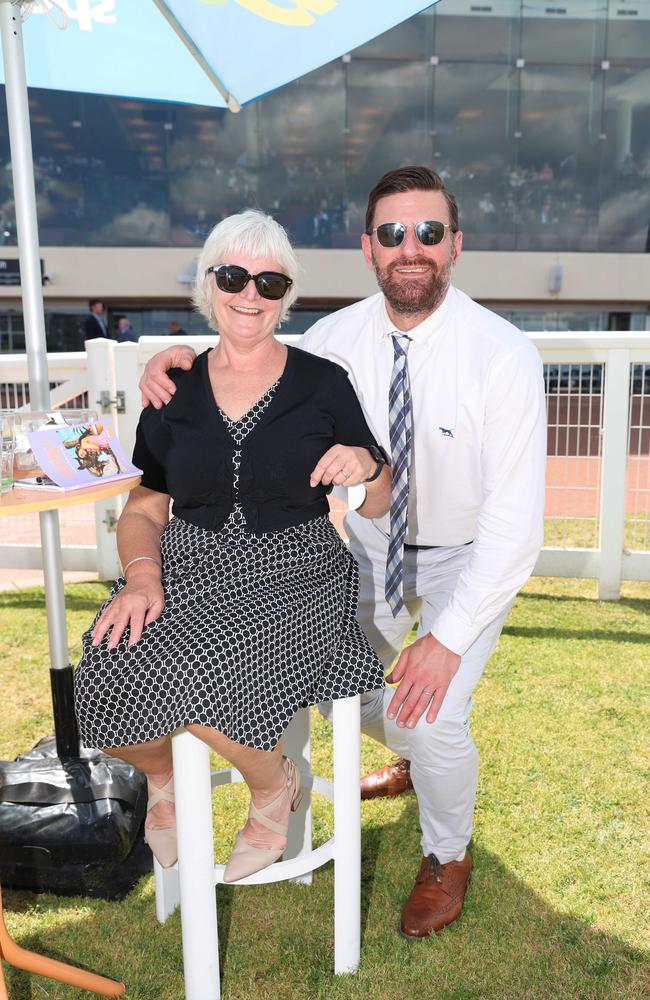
[
  {"left": 102, "top": 736, "right": 174, "bottom": 831},
  {"left": 185, "top": 724, "right": 290, "bottom": 850}
]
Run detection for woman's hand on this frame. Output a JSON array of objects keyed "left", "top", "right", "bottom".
[
  {"left": 139, "top": 346, "right": 197, "bottom": 408},
  {"left": 91, "top": 574, "right": 164, "bottom": 650},
  {"left": 310, "top": 445, "right": 376, "bottom": 488}
]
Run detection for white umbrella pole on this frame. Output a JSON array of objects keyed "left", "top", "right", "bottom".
[{"left": 0, "top": 0, "right": 78, "bottom": 758}]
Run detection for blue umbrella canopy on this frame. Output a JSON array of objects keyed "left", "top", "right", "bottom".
[{"left": 3, "top": 0, "right": 436, "bottom": 110}]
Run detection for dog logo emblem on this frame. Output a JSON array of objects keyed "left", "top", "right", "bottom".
[{"left": 439, "top": 427, "right": 454, "bottom": 438}]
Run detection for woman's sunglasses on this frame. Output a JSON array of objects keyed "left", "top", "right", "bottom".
[
  {"left": 206, "top": 264, "right": 293, "bottom": 300},
  {"left": 367, "top": 220, "right": 454, "bottom": 248}
]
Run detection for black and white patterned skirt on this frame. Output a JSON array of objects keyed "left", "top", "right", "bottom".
[{"left": 74, "top": 514, "right": 385, "bottom": 752}]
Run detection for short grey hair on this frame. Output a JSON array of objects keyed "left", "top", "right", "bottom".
[{"left": 193, "top": 209, "right": 299, "bottom": 328}]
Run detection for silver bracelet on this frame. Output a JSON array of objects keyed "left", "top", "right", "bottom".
[{"left": 122, "top": 555, "right": 161, "bottom": 577}]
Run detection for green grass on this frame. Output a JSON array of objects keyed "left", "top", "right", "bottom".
[
  {"left": 544, "top": 514, "right": 650, "bottom": 551},
  {"left": 1, "top": 578, "right": 649, "bottom": 999}
]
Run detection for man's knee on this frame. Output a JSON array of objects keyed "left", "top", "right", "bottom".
[{"left": 408, "top": 714, "right": 475, "bottom": 766}]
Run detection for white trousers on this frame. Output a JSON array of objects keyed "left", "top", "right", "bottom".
[{"left": 320, "top": 512, "right": 510, "bottom": 864}]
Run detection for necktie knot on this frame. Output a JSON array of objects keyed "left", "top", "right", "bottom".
[{"left": 392, "top": 333, "right": 411, "bottom": 358}]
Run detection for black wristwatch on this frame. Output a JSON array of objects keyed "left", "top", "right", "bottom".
[{"left": 365, "top": 444, "right": 387, "bottom": 483}]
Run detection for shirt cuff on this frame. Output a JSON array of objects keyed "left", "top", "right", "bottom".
[
  {"left": 429, "top": 606, "right": 480, "bottom": 657},
  {"left": 347, "top": 484, "right": 367, "bottom": 511}
]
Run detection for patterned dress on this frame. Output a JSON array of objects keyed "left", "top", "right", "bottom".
[{"left": 74, "top": 380, "right": 384, "bottom": 751}]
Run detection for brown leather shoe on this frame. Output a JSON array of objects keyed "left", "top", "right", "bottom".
[
  {"left": 399, "top": 851, "right": 472, "bottom": 939},
  {"left": 360, "top": 758, "right": 413, "bottom": 800}
]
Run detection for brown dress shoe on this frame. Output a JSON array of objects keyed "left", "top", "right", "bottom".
[
  {"left": 360, "top": 758, "right": 413, "bottom": 800},
  {"left": 399, "top": 851, "right": 472, "bottom": 939}
]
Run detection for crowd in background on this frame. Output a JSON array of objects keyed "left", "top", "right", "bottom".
[{"left": 0, "top": 145, "right": 647, "bottom": 253}]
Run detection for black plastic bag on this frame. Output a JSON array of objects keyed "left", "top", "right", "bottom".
[{"left": 0, "top": 736, "right": 152, "bottom": 899}]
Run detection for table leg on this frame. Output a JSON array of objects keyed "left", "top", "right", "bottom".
[{"left": 40, "top": 508, "right": 79, "bottom": 758}]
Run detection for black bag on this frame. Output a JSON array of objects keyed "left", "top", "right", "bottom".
[{"left": 0, "top": 736, "right": 151, "bottom": 899}]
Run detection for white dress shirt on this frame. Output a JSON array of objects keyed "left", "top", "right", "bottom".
[{"left": 299, "top": 285, "right": 547, "bottom": 655}]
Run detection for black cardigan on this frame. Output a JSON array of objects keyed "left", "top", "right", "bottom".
[{"left": 132, "top": 346, "right": 380, "bottom": 533}]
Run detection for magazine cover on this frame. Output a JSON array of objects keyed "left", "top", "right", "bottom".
[{"left": 25, "top": 419, "right": 142, "bottom": 490}]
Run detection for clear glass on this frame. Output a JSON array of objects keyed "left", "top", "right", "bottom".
[
  {"left": 0, "top": 412, "right": 15, "bottom": 492},
  {"left": 433, "top": 61, "right": 517, "bottom": 250},
  {"left": 258, "top": 62, "right": 346, "bottom": 247},
  {"left": 516, "top": 66, "right": 604, "bottom": 251}
]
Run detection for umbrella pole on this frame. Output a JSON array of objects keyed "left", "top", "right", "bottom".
[{"left": 0, "top": 0, "right": 78, "bottom": 758}]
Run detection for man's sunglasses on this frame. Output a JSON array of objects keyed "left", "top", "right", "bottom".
[
  {"left": 206, "top": 264, "right": 293, "bottom": 300},
  {"left": 367, "top": 220, "right": 454, "bottom": 248}
]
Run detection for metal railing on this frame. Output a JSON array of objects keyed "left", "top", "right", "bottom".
[{"left": 1, "top": 333, "right": 648, "bottom": 598}]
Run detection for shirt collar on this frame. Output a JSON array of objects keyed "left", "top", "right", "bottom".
[{"left": 379, "top": 283, "right": 456, "bottom": 347}]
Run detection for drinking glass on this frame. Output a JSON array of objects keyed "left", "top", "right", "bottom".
[{"left": 0, "top": 412, "right": 16, "bottom": 493}]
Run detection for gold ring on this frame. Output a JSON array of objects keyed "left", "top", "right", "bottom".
[{"left": 341, "top": 469, "right": 350, "bottom": 478}]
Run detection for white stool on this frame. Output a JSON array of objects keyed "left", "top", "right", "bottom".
[{"left": 154, "top": 696, "right": 361, "bottom": 1000}]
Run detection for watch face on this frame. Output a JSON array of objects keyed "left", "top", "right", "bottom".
[{"left": 369, "top": 444, "right": 386, "bottom": 465}]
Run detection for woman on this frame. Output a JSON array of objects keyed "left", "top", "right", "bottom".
[{"left": 74, "top": 210, "right": 391, "bottom": 883}]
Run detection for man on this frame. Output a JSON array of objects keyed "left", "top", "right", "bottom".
[
  {"left": 116, "top": 317, "right": 138, "bottom": 344},
  {"left": 168, "top": 321, "right": 188, "bottom": 336},
  {"left": 83, "top": 299, "right": 110, "bottom": 341},
  {"left": 138, "top": 167, "right": 547, "bottom": 939}
]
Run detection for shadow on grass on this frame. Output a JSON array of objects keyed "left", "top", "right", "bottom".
[
  {"left": 518, "top": 590, "right": 650, "bottom": 614},
  {"left": 0, "top": 588, "right": 110, "bottom": 615},
  {"left": 502, "top": 625, "right": 650, "bottom": 643},
  {"left": 3, "top": 825, "right": 648, "bottom": 1000}
]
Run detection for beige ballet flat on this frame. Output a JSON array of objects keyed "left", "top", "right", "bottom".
[
  {"left": 223, "top": 757, "right": 302, "bottom": 884},
  {"left": 144, "top": 775, "right": 177, "bottom": 868}
]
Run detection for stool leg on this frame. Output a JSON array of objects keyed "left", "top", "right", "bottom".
[
  {"left": 283, "top": 708, "right": 313, "bottom": 886},
  {"left": 333, "top": 695, "right": 361, "bottom": 974},
  {"left": 153, "top": 855, "right": 180, "bottom": 924},
  {"left": 172, "top": 730, "right": 220, "bottom": 1000}
]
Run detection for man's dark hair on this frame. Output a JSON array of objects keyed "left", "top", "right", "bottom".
[
  {"left": 88, "top": 298, "right": 104, "bottom": 311},
  {"left": 365, "top": 166, "right": 460, "bottom": 234}
]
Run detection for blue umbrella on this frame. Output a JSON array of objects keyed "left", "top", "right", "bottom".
[{"left": 6, "top": 0, "right": 435, "bottom": 109}]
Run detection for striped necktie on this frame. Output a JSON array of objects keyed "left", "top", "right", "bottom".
[{"left": 385, "top": 333, "right": 412, "bottom": 616}]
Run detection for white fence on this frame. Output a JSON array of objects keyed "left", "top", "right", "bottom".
[{"left": 1, "top": 333, "right": 649, "bottom": 599}]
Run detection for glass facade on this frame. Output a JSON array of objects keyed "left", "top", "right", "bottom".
[{"left": 0, "top": 1, "right": 648, "bottom": 252}]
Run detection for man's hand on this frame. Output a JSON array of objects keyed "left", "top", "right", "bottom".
[
  {"left": 386, "top": 633, "right": 461, "bottom": 728},
  {"left": 310, "top": 445, "right": 375, "bottom": 488},
  {"left": 139, "top": 346, "right": 196, "bottom": 408}
]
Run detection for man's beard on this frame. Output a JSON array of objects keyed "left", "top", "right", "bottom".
[{"left": 373, "top": 251, "right": 453, "bottom": 317}]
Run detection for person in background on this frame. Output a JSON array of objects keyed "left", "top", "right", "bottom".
[
  {"left": 116, "top": 317, "right": 139, "bottom": 344},
  {"left": 83, "top": 299, "right": 110, "bottom": 341},
  {"left": 137, "top": 167, "right": 547, "bottom": 938},
  {"left": 168, "top": 321, "right": 188, "bottom": 336},
  {"left": 74, "top": 209, "right": 390, "bottom": 884}
]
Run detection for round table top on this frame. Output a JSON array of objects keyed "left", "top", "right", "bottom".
[{"left": 0, "top": 476, "right": 141, "bottom": 515}]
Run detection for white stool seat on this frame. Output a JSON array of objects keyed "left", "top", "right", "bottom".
[{"left": 154, "top": 696, "right": 361, "bottom": 1000}]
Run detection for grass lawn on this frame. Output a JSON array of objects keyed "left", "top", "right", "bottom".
[
  {"left": 1, "top": 577, "right": 649, "bottom": 999},
  {"left": 544, "top": 514, "right": 650, "bottom": 551}
]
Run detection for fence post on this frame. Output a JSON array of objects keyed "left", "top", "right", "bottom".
[
  {"left": 598, "top": 349, "right": 630, "bottom": 600},
  {"left": 113, "top": 343, "right": 142, "bottom": 459},
  {"left": 85, "top": 338, "right": 121, "bottom": 581}
]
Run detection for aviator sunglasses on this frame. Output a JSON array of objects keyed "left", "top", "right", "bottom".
[
  {"left": 367, "top": 220, "right": 454, "bottom": 248},
  {"left": 206, "top": 264, "right": 293, "bottom": 300}
]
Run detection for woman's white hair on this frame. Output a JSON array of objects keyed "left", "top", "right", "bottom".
[{"left": 193, "top": 209, "right": 299, "bottom": 328}]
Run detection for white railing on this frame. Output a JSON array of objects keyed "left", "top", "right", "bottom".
[{"left": 1, "top": 333, "right": 649, "bottom": 598}]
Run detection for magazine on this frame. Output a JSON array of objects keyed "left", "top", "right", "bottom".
[{"left": 25, "top": 419, "right": 141, "bottom": 491}]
